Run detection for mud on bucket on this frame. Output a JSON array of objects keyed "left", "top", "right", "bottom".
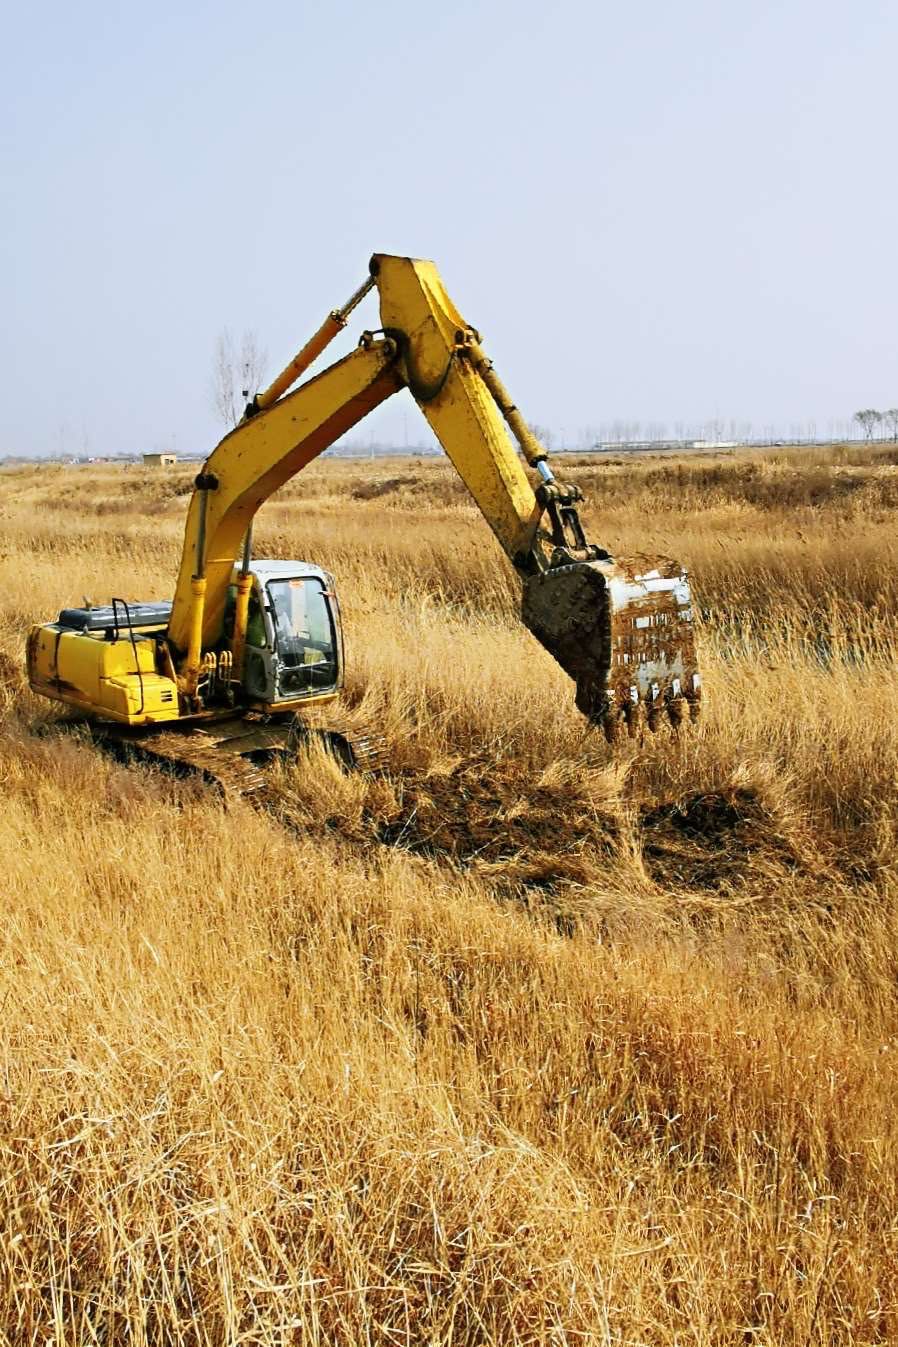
[{"left": 521, "top": 556, "right": 700, "bottom": 733}]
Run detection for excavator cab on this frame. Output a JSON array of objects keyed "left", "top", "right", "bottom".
[{"left": 226, "top": 562, "right": 343, "bottom": 707}]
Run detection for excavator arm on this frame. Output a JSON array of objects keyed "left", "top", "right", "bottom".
[{"left": 167, "top": 254, "right": 699, "bottom": 735}]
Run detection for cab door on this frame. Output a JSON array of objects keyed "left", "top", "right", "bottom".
[
  {"left": 266, "top": 577, "right": 340, "bottom": 699},
  {"left": 242, "top": 583, "right": 278, "bottom": 701}
]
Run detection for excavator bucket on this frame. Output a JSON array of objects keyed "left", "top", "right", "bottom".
[{"left": 521, "top": 555, "right": 700, "bottom": 737}]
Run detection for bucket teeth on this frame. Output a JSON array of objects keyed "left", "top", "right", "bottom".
[
  {"left": 667, "top": 698, "right": 686, "bottom": 729},
  {"left": 624, "top": 700, "right": 644, "bottom": 738},
  {"left": 598, "top": 673, "right": 700, "bottom": 742},
  {"left": 521, "top": 553, "right": 699, "bottom": 738},
  {"left": 602, "top": 712, "right": 620, "bottom": 745}
]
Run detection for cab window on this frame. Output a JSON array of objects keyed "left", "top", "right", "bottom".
[
  {"left": 245, "top": 592, "right": 267, "bottom": 649},
  {"left": 223, "top": 583, "right": 267, "bottom": 648},
  {"left": 267, "top": 579, "right": 335, "bottom": 664}
]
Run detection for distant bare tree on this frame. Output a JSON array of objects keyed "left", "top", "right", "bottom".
[
  {"left": 528, "top": 423, "right": 555, "bottom": 451},
  {"left": 854, "top": 408, "right": 882, "bottom": 440},
  {"left": 883, "top": 408, "right": 898, "bottom": 442},
  {"left": 211, "top": 329, "right": 267, "bottom": 429}
]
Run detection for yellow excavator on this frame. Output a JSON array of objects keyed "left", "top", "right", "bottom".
[{"left": 27, "top": 253, "right": 699, "bottom": 794}]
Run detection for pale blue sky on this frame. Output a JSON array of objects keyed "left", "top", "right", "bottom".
[{"left": 3, "top": 0, "right": 897, "bottom": 455}]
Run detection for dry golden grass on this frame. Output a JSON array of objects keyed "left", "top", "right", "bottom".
[{"left": 1, "top": 445, "right": 898, "bottom": 1343}]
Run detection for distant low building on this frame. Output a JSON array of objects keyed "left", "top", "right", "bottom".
[{"left": 143, "top": 452, "right": 177, "bottom": 467}]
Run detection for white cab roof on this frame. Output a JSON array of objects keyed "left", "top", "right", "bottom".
[{"left": 234, "top": 559, "right": 333, "bottom": 586}]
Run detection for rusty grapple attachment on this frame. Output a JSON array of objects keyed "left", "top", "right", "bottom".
[{"left": 521, "top": 555, "right": 700, "bottom": 738}]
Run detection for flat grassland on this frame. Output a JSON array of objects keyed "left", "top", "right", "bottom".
[{"left": 2, "top": 445, "right": 898, "bottom": 1344}]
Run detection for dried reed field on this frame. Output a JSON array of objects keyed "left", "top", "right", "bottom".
[{"left": 2, "top": 443, "right": 898, "bottom": 1344}]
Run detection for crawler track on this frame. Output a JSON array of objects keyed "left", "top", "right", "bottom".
[{"left": 95, "top": 707, "right": 389, "bottom": 812}]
